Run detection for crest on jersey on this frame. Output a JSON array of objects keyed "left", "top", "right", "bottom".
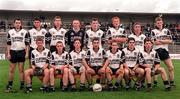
[
  {"left": 21, "top": 32, "right": 24, "bottom": 36},
  {"left": 98, "top": 33, "right": 101, "bottom": 36},
  {"left": 117, "top": 54, "right": 120, "bottom": 58},
  {"left": 43, "top": 52, "right": 47, "bottom": 56},
  {"left": 73, "top": 55, "right": 76, "bottom": 58},
  {"left": 164, "top": 30, "right": 167, "bottom": 34},
  {"left": 151, "top": 54, "right": 154, "bottom": 57},
  {"left": 36, "top": 54, "right": 39, "bottom": 57},
  {"left": 42, "top": 31, "right": 45, "bottom": 35},
  {"left": 81, "top": 54, "right": 84, "bottom": 57},
  {"left": 113, "top": 31, "right": 115, "bottom": 34},
  {"left": 99, "top": 53, "right": 102, "bottom": 57},
  {"left": 52, "top": 32, "right": 55, "bottom": 35},
  {"left": 61, "top": 31, "right": 64, "bottom": 34},
  {"left": 33, "top": 32, "right": 36, "bottom": 35},
  {"left": 120, "top": 30, "right": 123, "bottom": 33},
  {"left": 62, "top": 56, "right": 65, "bottom": 59},
  {"left": 90, "top": 33, "right": 93, "bottom": 37},
  {"left": 12, "top": 33, "right": 15, "bottom": 36},
  {"left": 141, "top": 37, "right": 144, "bottom": 40},
  {"left": 134, "top": 52, "right": 137, "bottom": 56}
]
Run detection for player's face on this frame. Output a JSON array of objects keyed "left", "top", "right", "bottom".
[
  {"left": 74, "top": 40, "right": 81, "bottom": 49},
  {"left": 56, "top": 43, "right": 64, "bottom": 52},
  {"left": 34, "top": 20, "right": 41, "bottom": 28},
  {"left": 72, "top": 20, "right": 80, "bottom": 29},
  {"left": 54, "top": 18, "right": 62, "bottom": 27},
  {"left": 14, "top": 20, "right": 22, "bottom": 29},
  {"left": 36, "top": 40, "right": 44, "bottom": 49},
  {"left": 111, "top": 42, "right": 118, "bottom": 51},
  {"left": 128, "top": 40, "right": 135, "bottom": 49},
  {"left": 144, "top": 41, "right": 153, "bottom": 51},
  {"left": 156, "top": 20, "right": 163, "bottom": 29},
  {"left": 112, "top": 19, "right": 120, "bottom": 28},
  {"left": 133, "top": 24, "right": 141, "bottom": 35},
  {"left": 91, "top": 21, "right": 99, "bottom": 30},
  {"left": 92, "top": 40, "right": 99, "bottom": 48}
]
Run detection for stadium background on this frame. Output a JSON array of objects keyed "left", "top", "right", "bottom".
[
  {"left": 0, "top": 10, "right": 179, "bottom": 99},
  {"left": 0, "top": 10, "right": 180, "bottom": 56}
]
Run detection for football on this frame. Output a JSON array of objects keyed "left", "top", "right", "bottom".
[{"left": 92, "top": 83, "right": 102, "bottom": 92}]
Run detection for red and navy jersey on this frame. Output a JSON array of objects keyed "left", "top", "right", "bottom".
[{"left": 7, "top": 28, "right": 29, "bottom": 50}]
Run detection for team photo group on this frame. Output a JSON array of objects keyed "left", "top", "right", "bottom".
[{"left": 5, "top": 16, "right": 175, "bottom": 93}]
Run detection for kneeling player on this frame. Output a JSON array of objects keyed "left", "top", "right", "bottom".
[
  {"left": 24, "top": 38, "right": 50, "bottom": 93},
  {"left": 141, "top": 38, "right": 171, "bottom": 91},
  {"left": 69, "top": 39, "right": 87, "bottom": 91},
  {"left": 49, "top": 41, "right": 69, "bottom": 92},
  {"left": 123, "top": 38, "right": 145, "bottom": 90},
  {"left": 85, "top": 38, "right": 107, "bottom": 90},
  {"left": 104, "top": 41, "right": 124, "bottom": 91}
]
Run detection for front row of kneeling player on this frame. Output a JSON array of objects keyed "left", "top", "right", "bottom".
[{"left": 24, "top": 37, "right": 171, "bottom": 93}]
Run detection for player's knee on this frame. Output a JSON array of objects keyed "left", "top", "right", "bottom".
[
  {"left": 168, "top": 66, "right": 174, "bottom": 72},
  {"left": 145, "top": 68, "right": 151, "bottom": 74}
]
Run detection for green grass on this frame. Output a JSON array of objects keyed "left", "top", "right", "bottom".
[{"left": 0, "top": 60, "right": 179, "bottom": 99}]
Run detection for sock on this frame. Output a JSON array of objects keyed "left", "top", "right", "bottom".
[
  {"left": 8, "top": 81, "right": 13, "bottom": 87},
  {"left": 154, "top": 81, "right": 157, "bottom": 85},
  {"left": 147, "top": 83, "right": 152, "bottom": 88},
  {"left": 163, "top": 81, "right": 169, "bottom": 85}
]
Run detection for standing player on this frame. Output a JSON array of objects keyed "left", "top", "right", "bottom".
[
  {"left": 128, "top": 22, "right": 146, "bottom": 52},
  {"left": 5, "top": 18, "right": 29, "bottom": 92},
  {"left": 85, "top": 38, "right": 107, "bottom": 90},
  {"left": 104, "top": 41, "right": 125, "bottom": 91},
  {"left": 24, "top": 38, "right": 50, "bottom": 93},
  {"left": 151, "top": 17, "right": 175, "bottom": 87},
  {"left": 106, "top": 16, "right": 127, "bottom": 49},
  {"left": 85, "top": 18, "right": 105, "bottom": 49},
  {"left": 65, "top": 19, "right": 85, "bottom": 52},
  {"left": 68, "top": 39, "right": 87, "bottom": 91},
  {"left": 123, "top": 38, "right": 144, "bottom": 90},
  {"left": 28, "top": 18, "right": 48, "bottom": 66},
  {"left": 141, "top": 38, "right": 171, "bottom": 91},
  {"left": 49, "top": 41, "right": 69, "bottom": 92},
  {"left": 48, "top": 16, "right": 67, "bottom": 52}
]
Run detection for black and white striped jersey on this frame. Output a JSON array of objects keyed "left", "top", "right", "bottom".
[
  {"left": 28, "top": 28, "right": 48, "bottom": 49},
  {"left": 128, "top": 33, "right": 146, "bottom": 51},
  {"left": 31, "top": 48, "right": 51, "bottom": 68},
  {"left": 7, "top": 28, "right": 29, "bottom": 50},
  {"left": 106, "top": 49, "right": 125, "bottom": 69},
  {"left": 48, "top": 27, "right": 67, "bottom": 46},
  {"left": 122, "top": 47, "right": 143, "bottom": 68},
  {"left": 106, "top": 27, "right": 126, "bottom": 40},
  {"left": 51, "top": 51, "right": 69, "bottom": 67},
  {"left": 85, "top": 29, "right": 105, "bottom": 49},
  {"left": 69, "top": 50, "right": 86, "bottom": 67},
  {"left": 86, "top": 48, "right": 107, "bottom": 67},
  {"left": 151, "top": 28, "right": 172, "bottom": 51},
  {"left": 141, "top": 50, "right": 160, "bottom": 68}
]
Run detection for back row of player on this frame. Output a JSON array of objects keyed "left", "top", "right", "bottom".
[{"left": 5, "top": 16, "right": 175, "bottom": 92}]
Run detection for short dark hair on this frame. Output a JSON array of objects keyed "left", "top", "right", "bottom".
[
  {"left": 144, "top": 37, "right": 153, "bottom": 44},
  {"left": 34, "top": 18, "right": 41, "bottom": 22},
  {"left": 91, "top": 18, "right": 99, "bottom": 22},
  {"left": 36, "top": 37, "right": 43, "bottom": 42},
  {"left": 92, "top": 37, "right": 100, "bottom": 42},
  {"left": 14, "top": 18, "right": 21, "bottom": 23},
  {"left": 73, "top": 38, "right": 81, "bottom": 44},
  {"left": 127, "top": 37, "right": 135, "bottom": 43}
]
